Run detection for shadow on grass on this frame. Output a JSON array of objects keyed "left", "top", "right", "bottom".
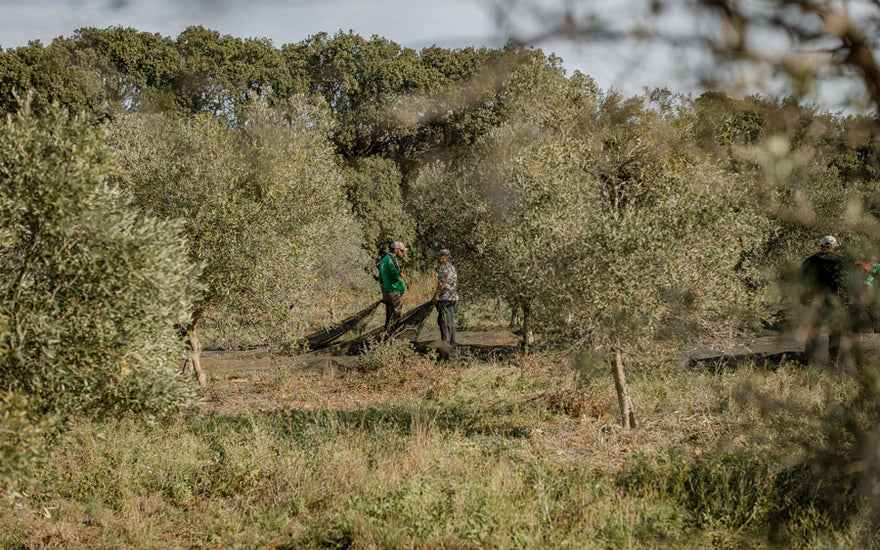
[{"left": 616, "top": 450, "right": 859, "bottom": 545}]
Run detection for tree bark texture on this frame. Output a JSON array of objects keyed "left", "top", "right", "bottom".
[
  {"left": 182, "top": 329, "right": 207, "bottom": 387},
  {"left": 180, "top": 308, "right": 207, "bottom": 387},
  {"left": 521, "top": 301, "right": 534, "bottom": 350},
  {"left": 613, "top": 348, "right": 638, "bottom": 429}
]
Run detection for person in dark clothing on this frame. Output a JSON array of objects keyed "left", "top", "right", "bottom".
[
  {"left": 799, "top": 235, "right": 845, "bottom": 365},
  {"left": 378, "top": 241, "right": 407, "bottom": 333}
]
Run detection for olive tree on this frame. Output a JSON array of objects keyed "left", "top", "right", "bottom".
[
  {"left": 111, "top": 97, "right": 371, "bottom": 383},
  {"left": 413, "top": 72, "right": 772, "bottom": 426},
  {"left": 0, "top": 100, "right": 201, "bottom": 492}
]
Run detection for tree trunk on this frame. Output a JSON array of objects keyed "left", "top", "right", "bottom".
[
  {"left": 521, "top": 301, "right": 534, "bottom": 350},
  {"left": 180, "top": 308, "right": 207, "bottom": 387},
  {"left": 612, "top": 348, "right": 638, "bottom": 429},
  {"left": 182, "top": 329, "right": 206, "bottom": 387},
  {"left": 330, "top": 291, "right": 338, "bottom": 324},
  {"left": 509, "top": 300, "right": 520, "bottom": 328}
]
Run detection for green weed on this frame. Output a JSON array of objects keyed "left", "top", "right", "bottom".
[{"left": 3, "top": 354, "right": 875, "bottom": 549}]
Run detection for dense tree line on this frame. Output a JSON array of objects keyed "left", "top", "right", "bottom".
[{"left": 2, "top": 25, "right": 880, "bottom": 508}]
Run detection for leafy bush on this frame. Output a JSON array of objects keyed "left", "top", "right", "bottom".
[
  {"left": 342, "top": 156, "right": 415, "bottom": 257},
  {"left": 111, "top": 97, "right": 373, "bottom": 353},
  {"left": 0, "top": 99, "right": 201, "bottom": 492},
  {"left": 617, "top": 450, "right": 858, "bottom": 543}
]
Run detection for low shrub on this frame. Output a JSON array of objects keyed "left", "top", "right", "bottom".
[
  {"left": 617, "top": 449, "right": 861, "bottom": 544},
  {"left": 357, "top": 338, "right": 418, "bottom": 372}
]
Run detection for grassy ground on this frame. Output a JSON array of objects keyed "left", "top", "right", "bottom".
[{"left": 1, "top": 335, "right": 875, "bottom": 549}]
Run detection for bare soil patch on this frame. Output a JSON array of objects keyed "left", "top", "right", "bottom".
[{"left": 200, "top": 327, "right": 523, "bottom": 415}]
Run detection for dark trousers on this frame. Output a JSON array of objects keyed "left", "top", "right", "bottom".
[
  {"left": 436, "top": 300, "right": 456, "bottom": 344},
  {"left": 382, "top": 291, "right": 403, "bottom": 330},
  {"left": 803, "top": 295, "right": 843, "bottom": 366}
]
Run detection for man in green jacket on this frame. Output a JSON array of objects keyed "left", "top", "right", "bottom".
[{"left": 379, "top": 241, "right": 407, "bottom": 332}]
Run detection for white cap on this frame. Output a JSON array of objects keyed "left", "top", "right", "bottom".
[
  {"left": 820, "top": 235, "right": 838, "bottom": 249},
  {"left": 390, "top": 241, "right": 407, "bottom": 251}
]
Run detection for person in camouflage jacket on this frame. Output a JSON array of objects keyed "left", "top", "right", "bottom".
[{"left": 431, "top": 248, "right": 458, "bottom": 345}]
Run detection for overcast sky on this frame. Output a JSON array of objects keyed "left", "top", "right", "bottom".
[{"left": 0, "top": 0, "right": 720, "bottom": 98}]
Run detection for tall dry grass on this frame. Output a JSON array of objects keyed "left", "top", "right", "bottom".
[{"left": 1, "top": 349, "right": 873, "bottom": 549}]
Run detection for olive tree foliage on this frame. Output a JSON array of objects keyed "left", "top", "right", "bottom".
[
  {"left": 412, "top": 66, "right": 771, "bottom": 357},
  {"left": 0, "top": 100, "right": 201, "bottom": 492},
  {"left": 497, "top": 0, "right": 880, "bottom": 269},
  {"left": 342, "top": 156, "right": 415, "bottom": 257},
  {"left": 110, "top": 96, "right": 371, "bottom": 378}
]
